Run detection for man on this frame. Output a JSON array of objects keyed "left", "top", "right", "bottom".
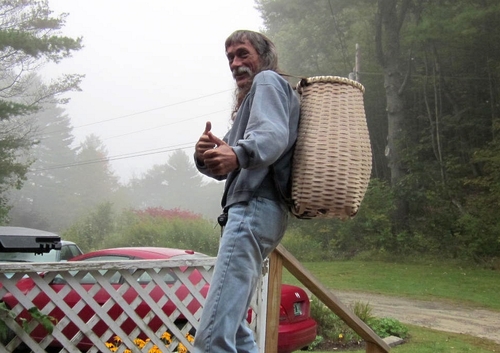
[{"left": 193, "top": 30, "right": 300, "bottom": 353}]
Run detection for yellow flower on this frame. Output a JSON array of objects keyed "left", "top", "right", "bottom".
[
  {"left": 148, "top": 345, "right": 162, "bottom": 353},
  {"left": 113, "top": 336, "right": 122, "bottom": 344},
  {"left": 124, "top": 350, "right": 132, "bottom": 353},
  {"left": 133, "top": 338, "right": 146, "bottom": 348},
  {"left": 178, "top": 343, "right": 188, "bottom": 353},
  {"left": 186, "top": 333, "right": 195, "bottom": 343},
  {"left": 161, "top": 331, "right": 172, "bottom": 343},
  {"left": 105, "top": 342, "right": 118, "bottom": 352},
  {"left": 339, "top": 333, "right": 344, "bottom": 339}
]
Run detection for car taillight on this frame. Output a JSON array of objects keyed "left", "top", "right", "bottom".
[{"left": 279, "top": 305, "right": 287, "bottom": 322}]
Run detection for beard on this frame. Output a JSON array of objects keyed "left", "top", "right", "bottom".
[{"left": 232, "top": 66, "right": 254, "bottom": 120}]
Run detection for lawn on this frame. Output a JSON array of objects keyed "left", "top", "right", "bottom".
[{"left": 282, "top": 260, "right": 500, "bottom": 310}]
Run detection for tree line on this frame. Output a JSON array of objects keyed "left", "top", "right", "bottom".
[{"left": 257, "top": 0, "right": 500, "bottom": 262}]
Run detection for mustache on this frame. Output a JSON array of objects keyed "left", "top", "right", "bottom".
[{"left": 232, "top": 66, "right": 253, "bottom": 79}]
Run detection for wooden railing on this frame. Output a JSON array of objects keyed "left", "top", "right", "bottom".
[
  {"left": 0, "top": 246, "right": 389, "bottom": 353},
  {"left": 265, "top": 245, "right": 390, "bottom": 353}
]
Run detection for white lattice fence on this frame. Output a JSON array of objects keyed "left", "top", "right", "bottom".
[{"left": 0, "top": 258, "right": 268, "bottom": 353}]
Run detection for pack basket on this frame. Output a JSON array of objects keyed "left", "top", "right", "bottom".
[{"left": 291, "top": 76, "right": 372, "bottom": 219}]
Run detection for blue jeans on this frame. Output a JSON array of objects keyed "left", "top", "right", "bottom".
[{"left": 192, "top": 197, "right": 289, "bottom": 353}]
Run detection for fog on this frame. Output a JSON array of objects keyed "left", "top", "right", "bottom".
[{"left": 44, "top": 0, "right": 263, "bottom": 182}]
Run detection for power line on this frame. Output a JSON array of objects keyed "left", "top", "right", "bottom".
[
  {"left": 40, "top": 88, "right": 234, "bottom": 138},
  {"left": 29, "top": 142, "right": 195, "bottom": 173},
  {"left": 104, "top": 108, "right": 230, "bottom": 141},
  {"left": 72, "top": 88, "right": 233, "bottom": 129}
]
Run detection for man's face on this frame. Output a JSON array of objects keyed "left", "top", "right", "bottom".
[{"left": 226, "top": 39, "right": 261, "bottom": 88}]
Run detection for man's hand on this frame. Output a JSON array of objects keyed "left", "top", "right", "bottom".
[
  {"left": 195, "top": 121, "right": 216, "bottom": 164},
  {"left": 203, "top": 132, "right": 239, "bottom": 176}
]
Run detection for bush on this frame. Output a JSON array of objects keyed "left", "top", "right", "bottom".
[
  {"left": 309, "top": 296, "right": 360, "bottom": 343},
  {"left": 310, "top": 296, "right": 409, "bottom": 346},
  {"left": 281, "top": 228, "right": 328, "bottom": 261},
  {"left": 63, "top": 205, "right": 221, "bottom": 256},
  {"left": 368, "top": 317, "right": 409, "bottom": 339}
]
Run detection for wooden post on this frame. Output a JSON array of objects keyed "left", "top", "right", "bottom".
[{"left": 264, "top": 250, "right": 282, "bottom": 353}]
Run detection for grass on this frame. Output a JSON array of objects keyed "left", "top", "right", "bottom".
[
  {"left": 282, "top": 260, "right": 500, "bottom": 310},
  {"left": 284, "top": 260, "right": 500, "bottom": 352}
]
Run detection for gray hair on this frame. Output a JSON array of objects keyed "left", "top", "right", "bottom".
[{"left": 225, "top": 30, "right": 280, "bottom": 73}]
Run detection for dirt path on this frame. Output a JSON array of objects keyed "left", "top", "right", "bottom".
[{"left": 333, "top": 291, "right": 500, "bottom": 344}]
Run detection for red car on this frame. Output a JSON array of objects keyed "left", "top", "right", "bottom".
[{"left": 2, "top": 247, "right": 316, "bottom": 353}]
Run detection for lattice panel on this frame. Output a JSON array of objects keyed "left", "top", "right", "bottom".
[{"left": 1, "top": 257, "right": 268, "bottom": 353}]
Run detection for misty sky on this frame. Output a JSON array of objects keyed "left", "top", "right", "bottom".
[{"left": 43, "top": 0, "right": 263, "bottom": 182}]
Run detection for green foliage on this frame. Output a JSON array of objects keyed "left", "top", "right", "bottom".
[
  {"left": 125, "top": 150, "right": 224, "bottom": 221},
  {"left": 309, "top": 296, "right": 408, "bottom": 348},
  {"left": 0, "top": 0, "right": 82, "bottom": 223},
  {"left": 281, "top": 228, "right": 328, "bottom": 261},
  {"left": 285, "top": 179, "right": 394, "bottom": 261},
  {"left": 306, "top": 335, "right": 324, "bottom": 351},
  {"left": 350, "top": 301, "right": 375, "bottom": 323},
  {"left": 0, "top": 302, "right": 15, "bottom": 342},
  {"left": 63, "top": 202, "right": 115, "bottom": 252},
  {"left": 0, "top": 304, "right": 56, "bottom": 343},
  {"left": 24, "top": 307, "right": 57, "bottom": 334},
  {"left": 310, "top": 297, "right": 360, "bottom": 343},
  {"left": 257, "top": 0, "right": 500, "bottom": 262},
  {"left": 368, "top": 317, "right": 409, "bottom": 339},
  {"left": 63, "top": 205, "right": 220, "bottom": 256}
]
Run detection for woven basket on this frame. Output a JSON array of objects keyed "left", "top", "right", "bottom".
[{"left": 291, "top": 76, "right": 372, "bottom": 219}]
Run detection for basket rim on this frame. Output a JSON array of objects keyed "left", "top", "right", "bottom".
[{"left": 297, "top": 75, "right": 365, "bottom": 93}]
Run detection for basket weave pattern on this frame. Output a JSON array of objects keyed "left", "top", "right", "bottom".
[{"left": 292, "top": 76, "right": 372, "bottom": 219}]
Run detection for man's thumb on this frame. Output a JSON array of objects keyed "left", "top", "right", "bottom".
[
  {"left": 207, "top": 132, "right": 225, "bottom": 146},
  {"left": 204, "top": 121, "right": 212, "bottom": 134}
]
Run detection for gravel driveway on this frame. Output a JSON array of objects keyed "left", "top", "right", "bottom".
[{"left": 334, "top": 290, "right": 500, "bottom": 344}]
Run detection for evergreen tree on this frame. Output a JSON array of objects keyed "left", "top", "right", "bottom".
[
  {"left": 7, "top": 101, "right": 79, "bottom": 231},
  {"left": 0, "top": 0, "right": 83, "bottom": 223},
  {"left": 125, "top": 150, "right": 223, "bottom": 219},
  {"left": 72, "top": 134, "right": 119, "bottom": 215}
]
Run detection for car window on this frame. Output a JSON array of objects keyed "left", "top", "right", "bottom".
[
  {"left": 67, "top": 245, "right": 83, "bottom": 258},
  {"left": 0, "top": 250, "right": 58, "bottom": 263},
  {"left": 59, "top": 246, "right": 73, "bottom": 261}
]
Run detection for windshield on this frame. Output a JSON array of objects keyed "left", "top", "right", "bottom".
[{"left": 0, "top": 249, "right": 58, "bottom": 263}]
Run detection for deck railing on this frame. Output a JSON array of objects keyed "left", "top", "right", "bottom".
[
  {"left": 0, "top": 257, "right": 268, "bottom": 352},
  {"left": 0, "top": 246, "right": 389, "bottom": 353}
]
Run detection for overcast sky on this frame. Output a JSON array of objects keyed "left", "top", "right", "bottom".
[{"left": 43, "top": 0, "right": 264, "bottom": 182}]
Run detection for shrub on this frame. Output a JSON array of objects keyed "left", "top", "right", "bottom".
[
  {"left": 63, "top": 205, "right": 220, "bottom": 256},
  {"left": 368, "top": 317, "right": 409, "bottom": 339},
  {"left": 310, "top": 296, "right": 409, "bottom": 346}
]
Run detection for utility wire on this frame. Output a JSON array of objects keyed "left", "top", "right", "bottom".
[
  {"left": 72, "top": 88, "right": 233, "bottom": 129},
  {"left": 41, "top": 88, "right": 233, "bottom": 138},
  {"left": 104, "top": 108, "right": 230, "bottom": 141},
  {"left": 30, "top": 142, "right": 195, "bottom": 172}
]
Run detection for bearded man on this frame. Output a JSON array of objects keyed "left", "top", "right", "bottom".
[{"left": 193, "top": 30, "right": 300, "bottom": 353}]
